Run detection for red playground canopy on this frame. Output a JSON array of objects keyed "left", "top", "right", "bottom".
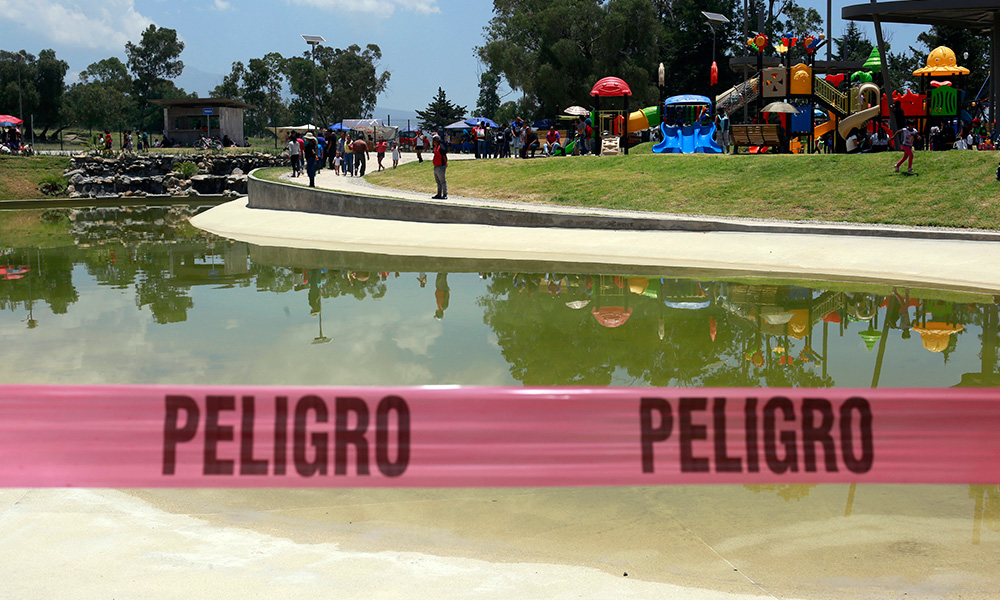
[{"left": 590, "top": 77, "right": 632, "bottom": 97}]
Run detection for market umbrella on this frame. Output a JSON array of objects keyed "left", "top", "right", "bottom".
[
  {"left": 465, "top": 117, "right": 498, "bottom": 128},
  {"left": 0, "top": 115, "right": 23, "bottom": 126},
  {"left": 445, "top": 120, "right": 470, "bottom": 130},
  {"left": 761, "top": 102, "right": 799, "bottom": 114},
  {"left": 564, "top": 106, "right": 590, "bottom": 116}
]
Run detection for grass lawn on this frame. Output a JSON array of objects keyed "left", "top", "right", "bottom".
[
  {"left": 0, "top": 155, "right": 71, "bottom": 201},
  {"left": 366, "top": 145, "right": 1000, "bottom": 230}
]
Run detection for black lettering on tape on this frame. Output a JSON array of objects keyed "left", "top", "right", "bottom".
[
  {"left": 640, "top": 397, "right": 673, "bottom": 473},
  {"left": 163, "top": 395, "right": 200, "bottom": 475},
  {"left": 240, "top": 396, "right": 268, "bottom": 475},
  {"left": 713, "top": 398, "right": 742, "bottom": 472},
  {"left": 764, "top": 397, "right": 798, "bottom": 474},
  {"left": 335, "top": 397, "right": 370, "bottom": 476},
  {"left": 294, "top": 395, "right": 329, "bottom": 476},
  {"left": 841, "top": 396, "right": 874, "bottom": 473},
  {"left": 375, "top": 395, "right": 410, "bottom": 477},
  {"left": 679, "top": 397, "right": 710, "bottom": 473},
  {"left": 801, "top": 398, "right": 837, "bottom": 473},
  {"left": 204, "top": 395, "right": 235, "bottom": 475}
]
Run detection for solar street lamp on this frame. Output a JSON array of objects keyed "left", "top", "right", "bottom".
[{"left": 301, "top": 35, "right": 326, "bottom": 129}]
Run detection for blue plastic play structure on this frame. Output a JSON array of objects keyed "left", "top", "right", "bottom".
[{"left": 651, "top": 95, "right": 723, "bottom": 154}]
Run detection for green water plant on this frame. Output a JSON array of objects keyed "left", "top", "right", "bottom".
[{"left": 172, "top": 161, "right": 199, "bottom": 178}]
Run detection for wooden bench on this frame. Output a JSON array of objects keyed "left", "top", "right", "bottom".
[{"left": 730, "top": 124, "right": 783, "bottom": 153}]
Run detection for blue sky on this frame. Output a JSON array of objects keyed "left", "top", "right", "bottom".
[{"left": 0, "top": 0, "right": 931, "bottom": 120}]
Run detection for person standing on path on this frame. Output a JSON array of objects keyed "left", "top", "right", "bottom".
[
  {"left": 303, "top": 132, "right": 319, "bottom": 187},
  {"left": 343, "top": 135, "right": 355, "bottom": 177},
  {"left": 415, "top": 129, "right": 425, "bottom": 162},
  {"left": 352, "top": 136, "right": 370, "bottom": 176},
  {"left": 431, "top": 134, "right": 448, "bottom": 199},
  {"left": 286, "top": 131, "right": 301, "bottom": 177},
  {"left": 376, "top": 137, "right": 387, "bottom": 171},
  {"left": 391, "top": 141, "right": 400, "bottom": 168},
  {"left": 893, "top": 121, "right": 920, "bottom": 174}
]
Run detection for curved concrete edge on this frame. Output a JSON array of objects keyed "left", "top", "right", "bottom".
[
  {"left": 192, "top": 197, "right": 1000, "bottom": 295},
  {"left": 247, "top": 169, "right": 1000, "bottom": 243}
]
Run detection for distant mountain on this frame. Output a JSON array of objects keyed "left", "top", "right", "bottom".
[{"left": 373, "top": 107, "right": 420, "bottom": 128}]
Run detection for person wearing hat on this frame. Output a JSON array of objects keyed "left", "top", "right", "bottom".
[
  {"left": 431, "top": 134, "right": 447, "bottom": 199},
  {"left": 303, "top": 132, "right": 319, "bottom": 187}
]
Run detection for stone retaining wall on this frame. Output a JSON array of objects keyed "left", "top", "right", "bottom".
[{"left": 66, "top": 153, "right": 287, "bottom": 199}]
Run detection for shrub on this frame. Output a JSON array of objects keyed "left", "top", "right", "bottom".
[
  {"left": 172, "top": 161, "right": 199, "bottom": 178},
  {"left": 38, "top": 173, "right": 68, "bottom": 196}
]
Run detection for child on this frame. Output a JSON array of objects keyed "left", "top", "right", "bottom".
[
  {"left": 391, "top": 142, "right": 400, "bottom": 168},
  {"left": 893, "top": 121, "right": 920, "bottom": 174},
  {"left": 333, "top": 152, "right": 342, "bottom": 176}
]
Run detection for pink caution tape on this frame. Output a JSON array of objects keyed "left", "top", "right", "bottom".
[{"left": 0, "top": 385, "right": 998, "bottom": 487}]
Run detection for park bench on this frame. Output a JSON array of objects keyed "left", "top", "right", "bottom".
[{"left": 730, "top": 124, "right": 782, "bottom": 153}]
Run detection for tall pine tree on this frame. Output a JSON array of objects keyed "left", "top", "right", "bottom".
[{"left": 416, "top": 88, "right": 466, "bottom": 131}]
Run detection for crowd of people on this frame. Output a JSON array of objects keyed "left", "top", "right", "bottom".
[
  {"left": 439, "top": 116, "right": 596, "bottom": 160},
  {"left": 2, "top": 126, "right": 31, "bottom": 155},
  {"left": 283, "top": 128, "right": 401, "bottom": 187}
]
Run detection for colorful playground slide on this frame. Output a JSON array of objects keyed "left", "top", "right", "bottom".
[
  {"left": 651, "top": 122, "right": 723, "bottom": 154},
  {"left": 813, "top": 112, "right": 835, "bottom": 141},
  {"left": 837, "top": 105, "right": 882, "bottom": 139},
  {"left": 626, "top": 106, "right": 661, "bottom": 133}
]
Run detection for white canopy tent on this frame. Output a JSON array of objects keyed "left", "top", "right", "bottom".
[
  {"left": 342, "top": 119, "right": 398, "bottom": 142},
  {"left": 267, "top": 124, "right": 320, "bottom": 138}
]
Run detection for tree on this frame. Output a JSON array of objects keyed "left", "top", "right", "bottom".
[
  {"left": 125, "top": 25, "right": 185, "bottom": 97},
  {"left": 835, "top": 21, "right": 872, "bottom": 63},
  {"left": 474, "top": 66, "right": 502, "bottom": 119},
  {"left": 243, "top": 53, "right": 290, "bottom": 137},
  {"left": 0, "top": 50, "right": 39, "bottom": 126},
  {"left": 415, "top": 88, "right": 466, "bottom": 131},
  {"left": 33, "top": 49, "right": 69, "bottom": 137},
  {"left": 211, "top": 61, "right": 246, "bottom": 101},
  {"left": 284, "top": 43, "right": 390, "bottom": 125},
  {"left": 62, "top": 57, "right": 135, "bottom": 138}
]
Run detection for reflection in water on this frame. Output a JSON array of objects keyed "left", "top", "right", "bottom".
[{"left": 2, "top": 206, "right": 1000, "bottom": 544}]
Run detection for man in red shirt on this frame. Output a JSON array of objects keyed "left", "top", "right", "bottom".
[
  {"left": 544, "top": 126, "right": 561, "bottom": 156},
  {"left": 431, "top": 134, "right": 447, "bottom": 199}
]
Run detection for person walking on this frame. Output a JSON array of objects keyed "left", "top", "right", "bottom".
[
  {"left": 286, "top": 131, "right": 301, "bottom": 177},
  {"left": 391, "top": 141, "right": 400, "bottom": 168},
  {"left": 431, "top": 134, "right": 447, "bottom": 199},
  {"left": 893, "top": 121, "right": 920, "bottom": 174},
  {"left": 376, "top": 137, "right": 387, "bottom": 171},
  {"left": 352, "top": 135, "right": 370, "bottom": 176},
  {"left": 343, "top": 135, "right": 355, "bottom": 177}
]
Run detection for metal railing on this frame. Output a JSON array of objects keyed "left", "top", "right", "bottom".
[{"left": 715, "top": 76, "right": 759, "bottom": 114}]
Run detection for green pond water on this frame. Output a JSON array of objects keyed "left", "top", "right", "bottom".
[{"left": 1, "top": 205, "right": 998, "bottom": 389}]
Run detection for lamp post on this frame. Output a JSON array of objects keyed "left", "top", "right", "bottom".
[
  {"left": 16, "top": 50, "right": 26, "bottom": 124},
  {"left": 301, "top": 35, "right": 326, "bottom": 130},
  {"left": 702, "top": 12, "right": 730, "bottom": 107}
]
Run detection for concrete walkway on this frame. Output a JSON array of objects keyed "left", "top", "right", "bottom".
[{"left": 191, "top": 151, "right": 1000, "bottom": 293}]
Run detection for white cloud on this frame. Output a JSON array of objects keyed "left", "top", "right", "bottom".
[
  {"left": 213, "top": 0, "right": 231, "bottom": 10},
  {"left": 285, "top": 0, "right": 438, "bottom": 17},
  {"left": 0, "top": 0, "right": 151, "bottom": 51}
]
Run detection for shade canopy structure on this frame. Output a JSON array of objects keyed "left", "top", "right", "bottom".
[
  {"left": 761, "top": 101, "right": 800, "bottom": 114},
  {"left": 664, "top": 94, "right": 713, "bottom": 106},
  {"left": 0, "top": 115, "right": 23, "bottom": 126},
  {"left": 267, "top": 124, "right": 320, "bottom": 138},
  {"left": 466, "top": 117, "right": 498, "bottom": 128},
  {"left": 444, "top": 120, "right": 470, "bottom": 130},
  {"left": 590, "top": 76, "right": 632, "bottom": 97},
  {"left": 842, "top": 1, "right": 1000, "bottom": 121},
  {"left": 564, "top": 105, "right": 591, "bottom": 116}
]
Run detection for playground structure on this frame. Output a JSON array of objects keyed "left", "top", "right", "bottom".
[
  {"left": 714, "top": 32, "right": 891, "bottom": 152},
  {"left": 652, "top": 95, "right": 723, "bottom": 153}
]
